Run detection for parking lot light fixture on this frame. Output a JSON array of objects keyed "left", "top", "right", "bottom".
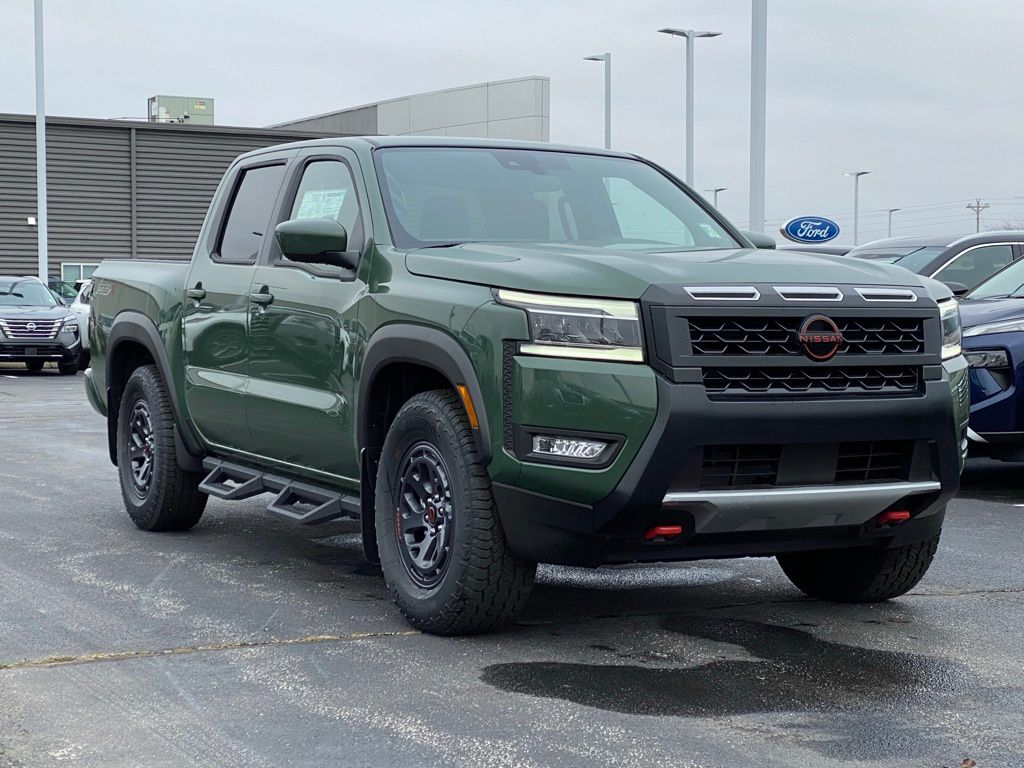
[
  {"left": 844, "top": 171, "right": 871, "bottom": 245},
  {"left": 887, "top": 207, "right": 901, "bottom": 237},
  {"left": 658, "top": 27, "right": 722, "bottom": 187},
  {"left": 705, "top": 187, "right": 727, "bottom": 207},
  {"left": 583, "top": 53, "right": 612, "bottom": 149}
]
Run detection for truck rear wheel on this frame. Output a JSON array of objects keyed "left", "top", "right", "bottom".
[
  {"left": 375, "top": 390, "right": 535, "bottom": 635},
  {"left": 116, "top": 364, "right": 207, "bottom": 531},
  {"left": 777, "top": 533, "right": 940, "bottom": 602}
]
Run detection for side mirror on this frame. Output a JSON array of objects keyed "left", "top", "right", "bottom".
[
  {"left": 942, "top": 281, "right": 969, "bottom": 297},
  {"left": 275, "top": 219, "right": 357, "bottom": 270},
  {"left": 740, "top": 229, "right": 776, "bottom": 249}
]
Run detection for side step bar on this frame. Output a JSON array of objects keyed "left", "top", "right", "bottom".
[{"left": 199, "top": 458, "right": 360, "bottom": 525}]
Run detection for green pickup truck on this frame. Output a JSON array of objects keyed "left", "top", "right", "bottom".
[{"left": 85, "top": 137, "right": 968, "bottom": 635}]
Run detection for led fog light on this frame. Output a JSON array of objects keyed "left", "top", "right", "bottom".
[{"left": 532, "top": 436, "right": 608, "bottom": 460}]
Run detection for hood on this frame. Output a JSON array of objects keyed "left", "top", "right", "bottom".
[
  {"left": 0, "top": 305, "right": 72, "bottom": 321},
  {"left": 958, "top": 297, "right": 1024, "bottom": 329},
  {"left": 406, "top": 243, "right": 922, "bottom": 299}
]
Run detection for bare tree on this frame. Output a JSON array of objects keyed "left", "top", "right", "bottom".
[{"left": 987, "top": 218, "right": 1024, "bottom": 231}]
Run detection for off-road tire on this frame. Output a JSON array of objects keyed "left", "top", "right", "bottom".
[
  {"left": 58, "top": 360, "right": 79, "bottom": 376},
  {"left": 116, "top": 364, "right": 207, "bottom": 531},
  {"left": 778, "top": 534, "right": 940, "bottom": 602},
  {"left": 25, "top": 361, "right": 44, "bottom": 372},
  {"left": 375, "top": 389, "right": 535, "bottom": 635}
]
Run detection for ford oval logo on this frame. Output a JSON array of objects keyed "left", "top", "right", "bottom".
[{"left": 780, "top": 216, "right": 840, "bottom": 244}]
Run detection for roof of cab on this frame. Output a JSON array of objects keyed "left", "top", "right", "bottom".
[{"left": 236, "top": 134, "right": 635, "bottom": 162}]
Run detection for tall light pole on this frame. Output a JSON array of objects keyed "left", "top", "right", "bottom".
[
  {"left": 34, "top": 0, "right": 49, "bottom": 282},
  {"left": 658, "top": 27, "right": 721, "bottom": 187},
  {"left": 749, "top": 0, "right": 767, "bottom": 233},
  {"left": 583, "top": 53, "right": 612, "bottom": 149},
  {"left": 845, "top": 171, "right": 870, "bottom": 245},
  {"left": 705, "top": 187, "right": 727, "bottom": 207},
  {"left": 887, "top": 207, "right": 900, "bottom": 238}
]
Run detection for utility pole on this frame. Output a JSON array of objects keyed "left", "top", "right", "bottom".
[
  {"left": 966, "top": 199, "right": 990, "bottom": 233},
  {"left": 887, "top": 208, "right": 900, "bottom": 238},
  {"left": 34, "top": 0, "right": 49, "bottom": 282}
]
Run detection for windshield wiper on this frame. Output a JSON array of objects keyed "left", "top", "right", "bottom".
[{"left": 417, "top": 242, "right": 467, "bottom": 250}]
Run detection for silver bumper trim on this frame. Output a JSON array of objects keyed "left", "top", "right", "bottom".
[
  {"left": 664, "top": 481, "right": 941, "bottom": 505},
  {"left": 662, "top": 481, "right": 943, "bottom": 534}
]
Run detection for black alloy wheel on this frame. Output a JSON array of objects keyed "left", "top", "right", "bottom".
[
  {"left": 127, "top": 399, "right": 156, "bottom": 497},
  {"left": 394, "top": 442, "right": 454, "bottom": 589}
]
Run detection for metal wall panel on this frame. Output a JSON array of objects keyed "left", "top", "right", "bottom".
[
  {"left": 0, "top": 122, "right": 41, "bottom": 276},
  {"left": 134, "top": 130, "right": 301, "bottom": 260},
  {"left": 0, "top": 115, "right": 324, "bottom": 277}
]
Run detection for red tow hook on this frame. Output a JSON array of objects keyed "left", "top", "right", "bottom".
[
  {"left": 643, "top": 524, "right": 683, "bottom": 542},
  {"left": 874, "top": 509, "right": 911, "bottom": 528}
]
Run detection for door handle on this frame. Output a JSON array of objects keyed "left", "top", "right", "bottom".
[
  {"left": 185, "top": 287, "right": 206, "bottom": 301},
  {"left": 249, "top": 290, "right": 274, "bottom": 306}
]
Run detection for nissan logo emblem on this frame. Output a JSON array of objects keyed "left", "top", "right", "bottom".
[
  {"left": 797, "top": 315, "right": 844, "bottom": 361},
  {"left": 26, "top": 322, "right": 36, "bottom": 332}
]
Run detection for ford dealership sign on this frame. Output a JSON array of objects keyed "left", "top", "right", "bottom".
[{"left": 780, "top": 216, "right": 840, "bottom": 244}]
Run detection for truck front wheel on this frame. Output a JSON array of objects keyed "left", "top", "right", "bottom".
[
  {"left": 375, "top": 390, "right": 536, "bottom": 635},
  {"left": 777, "top": 534, "right": 940, "bottom": 602},
  {"left": 116, "top": 364, "right": 207, "bottom": 531}
]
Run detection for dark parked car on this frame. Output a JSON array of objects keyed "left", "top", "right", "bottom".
[
  {"left": 847, "top": 232, "right": 1024, "bottom": 292},
  {"left": 0, "top": 276, "right": 83, "bottom": 374},
  {"left": 958, "top": 258, "right": 1024, "bottom": 459}
]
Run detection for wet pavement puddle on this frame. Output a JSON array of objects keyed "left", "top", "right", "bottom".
[{"left": 481, "top": 617, "right": 1018, "bottom": 761}]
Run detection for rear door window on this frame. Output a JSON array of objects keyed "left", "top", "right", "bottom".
[
  {"left": 933, "top": 244, "right": 1015, "bottom": 288},
  {"left": 218, "top": 164, "right": 287, "bottom": 263}
]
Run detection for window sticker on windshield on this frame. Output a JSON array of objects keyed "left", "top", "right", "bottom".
[
  {"left": 698, "top": 223, "right": 724, "bottom": 239},
  {"left": 295, "top": 189, "right": 347, "bottom": 220}
]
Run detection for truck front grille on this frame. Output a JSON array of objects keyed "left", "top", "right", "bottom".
[
  {"left": 702, "top": 366, "right": 920, "bottom": 398},
  {"left": 697, "top": 441, "right": 915, "bottom": 490},
  {"left": 0, "top": 318, "right": 62, "bottom": 340},
  {"left": 835, "top": 440, "right": 914, "bottom": 483},
  {"left": 701, "top": 444, "right": 782, "bottom": 489},
  {"left": 688, "top": 317, "right": 925, "bottom": 356}
]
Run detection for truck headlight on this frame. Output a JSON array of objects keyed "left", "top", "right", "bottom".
[
  {"left": 939, "top": 300, "right": 961, "bottom": 360},
  {"left": 496, "top": 289, "right": 643, "bottom": 362}
]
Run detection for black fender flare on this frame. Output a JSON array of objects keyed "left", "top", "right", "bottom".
[
  {"left": 357, "top": 324, "right": 492, "bottom": 464},
  {"left": 106, "top": 311, "right": 203, "bottom": 471}
]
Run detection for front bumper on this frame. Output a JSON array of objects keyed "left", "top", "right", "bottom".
[
  {"left": 964, "top": 333, "right": 1024, "bottom": 456},
  {"left": 0, "top": 337, "right": 81, "bottom": 362},
  {"left": 495, "top": 360, "right": 967, "bottom": 566}
]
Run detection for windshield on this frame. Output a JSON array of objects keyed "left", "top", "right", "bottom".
[
  {"left": 847, "top": 244, "right": 947, "bottom": 271},
  {"left": 375, "top": 147, "right": 738, "bottom": 251},
  {"left": 965, "top": 259, "right": 1024, "bottom": 300},
  {"left": 0, "top": 279, "right": 59, "bottom": 307}
]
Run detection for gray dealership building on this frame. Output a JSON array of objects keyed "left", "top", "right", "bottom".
[{"left": 0, "top": 76, "right": 549, "bottom": 280}]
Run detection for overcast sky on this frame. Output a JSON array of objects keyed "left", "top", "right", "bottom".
[{"left": 3, "top": 0, "right": 1022, "bottom": 245}]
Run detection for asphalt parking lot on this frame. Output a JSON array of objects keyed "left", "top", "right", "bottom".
[{"left": 1, "top": 368, "right": 1022, "bottom": 768}]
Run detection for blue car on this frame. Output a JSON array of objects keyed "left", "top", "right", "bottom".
[{"left": 959, "top": 258, "right": 1024, "bottom": 459}]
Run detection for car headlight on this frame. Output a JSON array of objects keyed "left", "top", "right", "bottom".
[
  {"left": 496, "top": 289, "right": 644, "bottom": 362},
  {"left": 964, "top": 349, "right": 1009, "bottom": 369},
  {"left": 61, "top": 316, "right": 79, "bottom": 334},
  {"left": 939, "top": 300, "right": 961, "bottom": 360},
  {"left": 963, "top": 318, "right": 1024, "bottom": 338}
]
